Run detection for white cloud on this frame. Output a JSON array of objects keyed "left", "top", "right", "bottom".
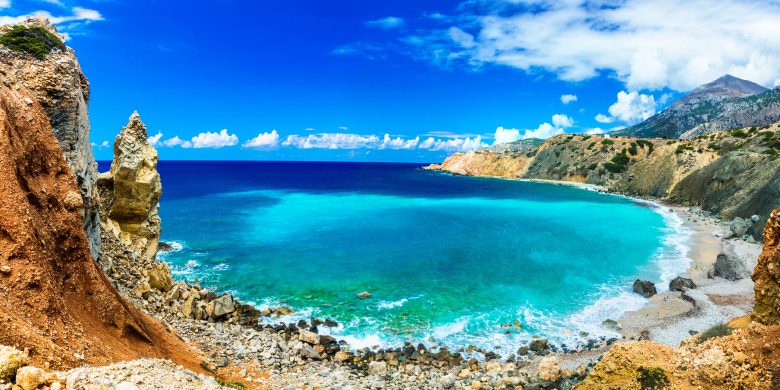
[
  {"left": 419, "top": 136, "right": 488, "bottom": 152},
  {"left": 596, "top": 91, "right": 657, "bottom": 125},
  {"left": 0, "top": 1, "right": 10, "bottom": 9},
  {"left": 148, "top": 132, "right": 163, "bottom": 147},
  {"left": 305, "top": 127, "right": 316, "bottom": 131},
  {"left": 283, "top": 133, "right": 381, "bottom": 149},
  {"left": 448, "top": 27, "right": 475, "bottom": 48},
  {"left": 90, "top": 140, "right": 110, "bottom": 148},
  {"left": 189, "top": 129, "right": 238, "bottom": 148},
  {"left": 366, "top": 16, "right": 405, "bottom": 29},
  {"left": 381, "top": 134, "right": 419, "bottom": 149},
  {"left": 560, "top": 94, "right": 578, "bottom": 104},
  {"left": 585, "top": 128, "right": 605, "bottom": 135},
  {"left": 337, "top": 126, "right": 349, "bottom": 131},
  {"left": 400, "top": 0, "right": 780, "bottom": 91},
  {"left": 160, "top": 136, "right": 191, "bottom": 148},
  {"left": 0, "top": 7, "right": 104, "bottom": 39},
  {"left": 243, "top": 130, "right": 280, "bottom": 149},
  {"left": 493, "top": 113, "right": 572, "bottom": 145},
  {"left": 551, "top": 113, "right": 574, "bottom": 128}
]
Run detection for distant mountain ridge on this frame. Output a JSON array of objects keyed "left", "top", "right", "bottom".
[{"left": 614, "top": 75, "right": 780, "bottom": 139}]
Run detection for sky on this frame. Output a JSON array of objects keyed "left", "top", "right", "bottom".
[{"left": 3, "top": 0, "right": 780, "bottom": 162}]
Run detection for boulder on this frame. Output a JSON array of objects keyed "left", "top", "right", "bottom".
[
  {"left": 537, "top": 356, "right": 563, "bottom": 382},
  {"left": 15, "top": 366, "right": 44, "bottom": 390},
  {"left": 298, "top": 329, "right": 320, "bottom": 345},
  {"left": 632, "top": 279, "right": 657, "bottom": 298},
  {"left": 529, "top": 338, "right": 549, "bottom": 352},
  {"left": 714, "top": 253, "right": 749, "bottom": 281},
  {"left": 0, "top": 265, "right": 11, "bottom": 275},
  {"left": 669, "top": 277, "right": 696, "bottom": 291},
  {"left": 181, "top": 295, "right": 198, "bottom": 318},
  {"left": 602, "top": 319, "right": 622, "bottom": 331},
  {"left": 299, "top": 343, "right": 321, "bottom": 360},
  {"left": 211, "top": 294, "right": 235, "bottom": 318},
  {"left": 729, "top": 217, "right": 751, "bottom": 238},
  {"left": 0, "top": 345, "right": 27, "bottom": 379},
  {"left": 145, "top": 263, "right": 173, "bottom": 292},
  {"left": 368, "top": 361, "right": 388, "bottom": 376}
]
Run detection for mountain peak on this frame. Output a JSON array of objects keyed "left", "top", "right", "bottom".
[{"left": 677, "top": 74, "right": 769, "bottom": 105}]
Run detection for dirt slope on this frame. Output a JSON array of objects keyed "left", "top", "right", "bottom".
[{"left": 0, "top": 84, "right": 203, "bottom": 371}]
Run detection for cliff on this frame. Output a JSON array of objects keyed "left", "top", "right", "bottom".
[
  {"left": 429, "top": 122, "right": 780, "bottom": 236},
  {"left": 0, "top": 72, "right": 202, "bottom": 371},
  {"left": 753, "top": 209, "right": 780, "bottom": 324},
  {"left": 0, "top": 17, "right": 101, "bottom": 259}
]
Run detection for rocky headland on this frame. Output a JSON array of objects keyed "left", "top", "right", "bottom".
[{"left": 1, "top": 16, "right": 780, "bottom": 390}]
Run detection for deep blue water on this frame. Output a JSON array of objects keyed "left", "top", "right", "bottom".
[{"left": 99, "top": 161, "right": 689, "bottom": 353}]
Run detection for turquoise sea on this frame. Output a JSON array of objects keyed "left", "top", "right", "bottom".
[{"left": 101, "top": 161, "right": 690, "bottom": 354}]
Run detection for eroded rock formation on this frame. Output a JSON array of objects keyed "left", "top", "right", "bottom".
[
  {"left": 103, "top": 112, "right": 162, "bottom": 260},
  {"left": 0, "top": 17, "right": 101, "bottom": 258},
  {"left": 0, "top": 83, "right": 201, "bottom": 371},
  {"left": 753, "top": 209, "right": 780, "bottom": 324}
]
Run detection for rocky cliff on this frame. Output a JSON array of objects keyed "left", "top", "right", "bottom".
[
  {"left": 0, "top": 74, "right": 202, "bottom": 371},
  {"left": 429, "top": 122, "right": 780, "bottom": 236},
  {"left": 0, "top": 17, "right": 101, "bottom": 259},
  {"left": 101, "top": 112, "right": 163, "bottom": 261},
  {"left": 753, "top": 209, "right": 780, "bottom": 325}
]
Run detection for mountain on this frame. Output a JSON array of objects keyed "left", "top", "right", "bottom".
[{"left": 614, "top": 75, "right": 780, "bottom": 139}]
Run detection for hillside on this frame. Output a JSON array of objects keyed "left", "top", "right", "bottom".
[
  {"left": 428, "top": 123, "right": 780, "bottom": 235},
  {"left": 614, "top": 75, "right": 780, "bottom": 139}
]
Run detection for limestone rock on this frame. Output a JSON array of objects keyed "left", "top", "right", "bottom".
[
  {"left": 669, "top": 277, "right": 696, "bottom": 292},
  {"left": 537, "top": 356, "right": 562, "bottom": 382},
  {"left": 729, "top": 217, "right": 751, "bottom": 238},
  {"left": 714, "top": 253, "right": 749, "bottom": 281},
  {"left": 107, "top": 112, "right": 162, "bottom": 260},
  {"left": 211, "top": 294, "right": 235, "bottom": 318},
  {"left": 753, "top": 208, "right": 780, "bottom": 324},
  {"left": 529, "top": 338, "right": 549, "bottom": 352},
  {"left": 0, "top": 345, "right": 27, "bottom": 379},
  {"left": 0, "top": 17, "right": 101, "bottom": 258},
  {"left": 368, "top": 361, "right": 388, "bottom": 376},
  {"left": 298, "top": 329, "right": 320, "bottom": 345},
  {"left": 632, "top": 279, "right": 657, "bottom": 298},
  {"left": 145, "top": 263, "right": 173, "bottom": 292},
  {"left": 0, "top": 265, "right": 10, "bottom": 275},
  {"left": 15, "top": 366, "right": 44, "bottom": 390}
]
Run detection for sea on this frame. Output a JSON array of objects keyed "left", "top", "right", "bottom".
[{"left": 98, "top": 160, "right": 691, "bottom": 355}]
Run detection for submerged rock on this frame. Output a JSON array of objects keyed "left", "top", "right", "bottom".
[
  {"left": 632, "top": 279, "right": 657, "bottom": 298},
  {"left": 669, "top": 277, "right": 696, "bottom": 291},
  {"left": 714, "top": 253, "right": 749, "bottom": 281}
]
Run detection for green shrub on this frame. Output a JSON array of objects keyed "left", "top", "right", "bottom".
[
  {"left": 587, "top": 163, "right": 598, "bottom": 170},
  {"left": 582, "top": 135, "right": 592, "bottom": 141},
  {"left": 637, "top": 366, "right": 670, "bottom": 389},
  {"left": 636, "top": 139, "right": 654, "bottom": 152},
  {"left": 601, "top": 139, "right": 615, "bottom": 146},
  {"left": 0, "top": 25, "right": 65, "bottom": 60},
  {"left": 675, "top": 144, "right": 694, "bottom": 154},
  {"left": 611, "top": 153, "right": 630, "bottom": 166},
  {"left": 729, "top": 129, "right": 748, "bottom": 138},
  {"left": 628, "top": 145, "right": 638, "bottom": 156},
  {"left": 603, "top": 162, "right": 623, "bottom": 173},
  {"left": 587, "top": 142, "right": 596, "bottom": 149},
  {"left": 216, "top": 379, "right": 248, "bottom": 390},
  {"left": 698, "top": 323, "right": 732, "bottom": 343}
]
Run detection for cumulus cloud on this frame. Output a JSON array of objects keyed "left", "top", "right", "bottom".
[
  {"left": 551, "top": 114, "right": 574, "bottom": 128},
  {"left": 365, "top": 16, "right": 405, "bottom": 29},
  {"left": 585, "top": 128, "right": 605, "bottom": 135},
  {"left": 596, "top": 91, "right": 657, "bottom": 125},
  {"left": 394, "top": 0, "right": 780, "bottom": 91},
  {"left": 90, "top": 140, "right": 109, "bottom": 148},
  {"left": 560, "top": 94, "right": 578, "bottom": 104},
  {"left": 493, "top": 113, "right": 573, "bottom": 145},
  {"left": 283, "top": 133, "right": 381, "bottom": 149},
  {"left": 381, "top": 134, "right": 419, "bottom": 149},
  {"left": 160, "top": 136, "right": 191, "bottom": 148},
  {"left": 0, "top": 1, "right": 10, "bottom": 9},
  {"left": 418, "top": 136, "right": 487, "bottom": 152},
  {"left": 243, "top": 130, "right": 280, "bottom": 149},
  {"left": 189, "top": 129, "right": 238, "bottom": 148}
]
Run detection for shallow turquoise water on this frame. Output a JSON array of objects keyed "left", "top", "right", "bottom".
[{"left": 145, "top": 161, "right": 688, "bottom": 353}]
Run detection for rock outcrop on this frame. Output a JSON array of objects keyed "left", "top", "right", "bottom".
[
  {"left": 102, "top": 112, "right": 162, "bottom": 260},
  {"left": 753, "top": 209, "right": 780, "bottom": 325},
  {"left": 0, "top": 83, "right": 201, "bottom": 370},
  {"left": 0, "top": 17, "right": 101, "bottom": 258}
]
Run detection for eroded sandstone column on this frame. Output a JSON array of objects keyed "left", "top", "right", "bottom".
[{"left": 753, "top": 208, "right": 780, "bottom": 324}]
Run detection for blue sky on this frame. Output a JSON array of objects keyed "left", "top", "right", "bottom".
[{"left": 3, "top": 1, "right": 780, "bottom": 162}]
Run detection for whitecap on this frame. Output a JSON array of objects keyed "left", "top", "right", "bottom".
[
  {"left": 377, "top": 298, "right": 408, "bottom": 310},
  {"left": 431, "top": 317, "right": 470, "bottom": 340}
]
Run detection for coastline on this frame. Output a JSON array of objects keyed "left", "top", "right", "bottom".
[{"left": 435, "top": 173, "right": 762, "bottom": 351}]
